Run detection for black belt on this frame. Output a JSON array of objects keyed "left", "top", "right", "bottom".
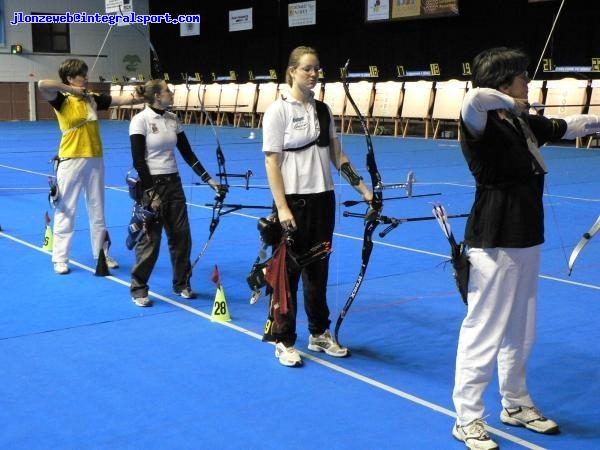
[{"left": 152, "top": 173, "right": 180, "bottom": 184}]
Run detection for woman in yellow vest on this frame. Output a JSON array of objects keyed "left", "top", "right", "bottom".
[{"left": 39, "top": 58, "right": 144, "bottom": 274}]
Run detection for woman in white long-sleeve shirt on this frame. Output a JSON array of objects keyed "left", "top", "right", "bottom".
[
  {"left": 451, "top": 47, "right": 600, "bottom": 450},
  {"left": 129, "top": 79, "right": 221, "bottom": 307}
]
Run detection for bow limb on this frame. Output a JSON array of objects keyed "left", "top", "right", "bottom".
[
  {"left": 532, "top": 0, "right": 567, "bottom": 80},
  {"left": 334, "top": 60, "right": 383, "bottom": 344},
  {"left": 333, "top": 220, "right": 377, "bottom": 344},
  {"left": 567, "top": 214, "right": 600, "bottom": 275},
  {"left": 91, "top": 7, "right": 163, "bottom": 79},
  {"left": 432, "top": 203, "right": 470, "bottom": 304},
  {"left": 189, "top": 95, "right": 229, "bottom": 271},
  {"left": 342, "top": 60, "right": 383, "bottom": 201},
  {"left": 187, "top": 157, "right": 226, "bottom": 274},
  {"left": 120, "top": 5, "right": 164, "bottom": 77},
  {"left": 212, "top": 144, "right": 228, "bottom": 230},
  {"left": 531, "top": 0, "right": 573, "bottom": 268},
  {"left": 89, "top": 25, "right": 114, "bottom": 77}
]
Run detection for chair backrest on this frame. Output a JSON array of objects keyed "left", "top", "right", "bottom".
[
  {"left": 321, "top": 81, "right": 346, "bottom": 117},
  {"left": 543, "top": 78, "right": 589, "bottom": 118},
  {"left": 109, "top": 84, "right": 122, "bottom": 97},
  {"left": 218, "top": 83, "right": 239, "bottom": 113},
  {"left": 236, "top": 82, "right": 258, "bottom": 113},
  {"left": 202, "top": 83, "right": 222, "bottom": 112},
  {"left": 120, "top": 84, "right": 136, "bottom": 98},
  {"left": 527, "top": 79, "right": 545, "bottom": 106},
  {"left": 171, "top": 83, "right": 190, "bottom": 110},
  {"left": 431, "top": 79, "right": 467, "bottom": 120},
  {"left": 119, "top": 84, "right": 144, "bottom": 111},
  {"left": 344, "top": 81, "right": 374, "bottom": 118},
  {"left": 587, "top": 79, "right": 600, "bottom": 116},
  {"left": 371, "top": 81, "right": 403, "bottom": 118},
  {"left": 255, "top": 82, "right": 279, "bottom": 114},
  {"left": 312, "top": 82, "right": 323, "bottom": 101},
  {"left": 186, "top": 83, "right": 205, "bottom": 110},
  {"left": 400, "top": 80, "right": 434, "bottom": 119}
]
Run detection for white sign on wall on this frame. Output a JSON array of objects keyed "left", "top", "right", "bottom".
[
  {"left": 366, "top": 0, "right": 390, "bottom": 21},
  {"left": 229, "top": 8, "right": 253, "bottom": 32},
  {"left": 106, "top": 0, "right": 133, "bottom": 14},
  {"left": 181, "top": 22, "right": 200, "bottom": 37},
  {"left": 288, "top": 1, "right": 316, "bottom": 28}
]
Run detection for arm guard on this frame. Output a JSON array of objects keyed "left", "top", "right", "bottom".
[{"left": 340, "top": 162, "right": 363, "bottom": 186}]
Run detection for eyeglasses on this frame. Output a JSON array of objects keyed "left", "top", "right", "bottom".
[{"left": 297, "top": 65, "right": 320, "bottom": 74}]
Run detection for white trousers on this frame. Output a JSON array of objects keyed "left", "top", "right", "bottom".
[
  {"left": 453, "top": 245, "right": 539, "bottom": 425},
  {"left": 52, "top": 157, "right": 107, "bottom": 263}
]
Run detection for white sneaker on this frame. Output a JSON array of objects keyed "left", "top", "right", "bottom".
[
  {"left": 275, "top": 342, "right": 303, "bottom": 367},
  {"left": 174, "top": 287, "right": 197, "bottom": 299},
  {"left": 105, "top": 255, "right": 119, "bottom": 269},
  {"left": 452, "top": 419, "right": 498, "bottom": 450},
  {"left": 132, "top": 296, "right": 153, "bottom": 307},
  {"left": 500, "top": 406, "right": 559, "bottom": 434},
  {"left": 54, "top": 262, "right": 70, "bottom": 274},
  {"left": 308, "top": 330, "right": 349, "bottom": 357}
]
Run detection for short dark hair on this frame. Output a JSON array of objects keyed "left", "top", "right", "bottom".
[
  {"left": 471, "top": 47, "right": 529, "bottom": 89},
  {"left": 58, "top": 59, "right": 88, "bottom": 84}
]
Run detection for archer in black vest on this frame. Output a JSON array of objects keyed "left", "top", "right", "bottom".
[{"left": 451, "top": 46, "right": 600, "bottom": 447}]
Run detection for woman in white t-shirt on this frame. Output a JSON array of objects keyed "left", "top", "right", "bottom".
[
  {"left": 128, "top": 79, "right": 221, "bottom": 307},
  {"left": 262, "top": 46, "right": 374, "bottom": 367}
]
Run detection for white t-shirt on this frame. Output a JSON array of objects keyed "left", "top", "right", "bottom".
[
  {"left": 262, "top": 91, "right": 337, "bottom": 195},
  {"left": 129, "top": 106, "right": 183, "bottom": 175}
]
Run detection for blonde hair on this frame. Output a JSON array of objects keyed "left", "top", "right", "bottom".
[
  {"left": 286, "top": 46, "right": 318, "bottom": 86},
  {"left": 135, "top": 79, "right": 165, "bottom": 104}
]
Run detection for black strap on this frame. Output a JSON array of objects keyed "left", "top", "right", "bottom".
[
  {"left": 283, "top": 100, "right": 331, "bottom": 152},
  {"left": 283, "top": 139, "right": 317, "bottom": 152},
  {"left": 512, "top": 116, "right": 547, "bottom": 174}
]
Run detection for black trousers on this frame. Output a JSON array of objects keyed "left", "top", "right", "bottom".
[
  {"left": 271, "top": 190, "right": 336, "bottom": 346},
  {"left": 130, "top": 174, "right": 192, "bottom": 298}
]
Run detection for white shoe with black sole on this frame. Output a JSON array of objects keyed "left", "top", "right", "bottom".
[{"left": 275, "top": 342, "right": 303, "bottom": 367}]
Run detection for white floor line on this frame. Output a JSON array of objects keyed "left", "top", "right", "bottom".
[
  {"left": 0, "top": 163, "right": 51, "bottom": 177},
  {"left": 0, "top": 187, "right": 47, "bottom": 191},
  {"left": 1, "top": 229, "right": 547, "bottom": 449},
  {"left": 539, "top": 273, "right": 600, "bottom": 290}
]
